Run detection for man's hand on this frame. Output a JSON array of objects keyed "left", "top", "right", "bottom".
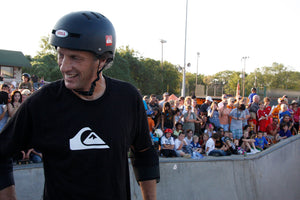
[{"left": 0, "top": 185, "right": 16, "bottom": 200}]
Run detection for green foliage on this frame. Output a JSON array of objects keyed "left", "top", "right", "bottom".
[{"left": 23, "top": 36, "right": 299, "bottom": 96}]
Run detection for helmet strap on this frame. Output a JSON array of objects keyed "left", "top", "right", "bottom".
[{"left": 73, "top": 60, "right": 106, "bottom": 96}]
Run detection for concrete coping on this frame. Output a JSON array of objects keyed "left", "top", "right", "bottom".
[{"left": 13, "top": 134, "right": 300, "bottom": 170}]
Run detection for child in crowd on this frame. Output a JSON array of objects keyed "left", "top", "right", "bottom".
[
  {"left": 173, "top": 122, "right": 183, "bottom": 139},
  {"left": 174, "top": 109, "right": 182, "bottom": 125},
  {"left": 190, "top": 135, "right": 202, "bottom": 153},
  {"left": 200, "top": 133, "right": 209, "bottom": 153},
  {"left": 174, "top": 132, "right": 191, "bottom": 158},
  {"left": 184, "top": 129, "right": 194, "bottom": 146},
  {"left": 147, "top": 110, "right": 155, "bottom": 135},
  {"left": 222, "top": 131, "right": 238, "bottom": 155},
  {"left": 239, "top": 130, "right": 260, "bottom": 154},
  {"left": 206, "top": 133, "right": 227, "bottom": 156},
  {"left": 277, "top": 123, "right": 292, "bottom": 141},
  {"left": 204, "top": 123, "right": 216, "bottom": 138},
  {"left": 248, "top": 112, "right": 257, "bottom": 134},
  {"left": 279, "top": 104, "right": 291, "bottom": 122},
  {"left": 257, "top": 101, "right": 268, "bottom": 132},
  {"left": 160, "top": 128, "right": 177, "bottom": 157},
  {"left": 255, "top": 131, "right": 269, "bottom": 151}
]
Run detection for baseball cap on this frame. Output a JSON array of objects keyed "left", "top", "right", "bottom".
[{"left": 206, "top": 96, "right": 213, "bottom": 102}]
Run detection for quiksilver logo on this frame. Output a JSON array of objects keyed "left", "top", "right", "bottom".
[{"left": 70, "top": 127, "right": 109, "bottom": 150}]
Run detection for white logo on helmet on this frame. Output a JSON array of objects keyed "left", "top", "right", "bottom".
[{"left": 56, "top": 30, "right": 69, "bottom": 38}]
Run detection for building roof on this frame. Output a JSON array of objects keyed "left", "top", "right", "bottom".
[{"left": 0, "top": 49, "right": 31, "bottom": 68}]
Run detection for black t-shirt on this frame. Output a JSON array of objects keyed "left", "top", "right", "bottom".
[{"left": 0, "top": 77, "right": 156, "bottom": 200}]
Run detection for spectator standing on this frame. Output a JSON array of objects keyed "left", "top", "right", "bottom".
[
  {"left": 291, "top": 100, "right": 300, "bottom": 134},
  {"left": 199, "top": 96, "right": 213, "bottom": 116},
  {"left": 257, "top": 101, "right": 268, "bottom": 132},
  {"left": 218, "top": 94, "right": 228, "bottom": 109},
  {"left": 229, "top": 104, "right": 246, "bottom": 141},
  {"left": 31, "top": 74, "right": 39, "bottom": 91},
  {"left": 219, "top": 99, "right": 231, "bottom": 131},
  {"left": 248, "top": 87, "right": 257, "bottom": 106},
  {"left": 208, "top": 101, "right": 220, "bottom": 129},
  {"left": 249, "top": 95, "right": 260, "bottom": 114},
  {"left": 18, "top": 73, "right": 33, "bottom": 92},
  {"left": 183, "top": 106, "right": 198, "bottom": 134},
  {"left": 161, "top": 102, "right": 175, "bottom": 132},
  {"left": 0, "top": 89, "right": 9, "bottom": 131},
  {"left": 7, "top": 90, "right": 22, "bottom": 118},
  {"left": 272, "top": 98, "right": 284, "bottom": 119},
  {"left": 159, "top": 92, "right": 169, "bottom": 109},
  {"left": 148, "top": 94, "right": 159, "bottom": 111}
]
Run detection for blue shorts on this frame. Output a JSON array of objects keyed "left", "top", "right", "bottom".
[
  {"left": 220, "top": 124, "right": 229, "bottom": 131},
  {"left": 231, "top": 129, "right": 243, "bottom": 139}
]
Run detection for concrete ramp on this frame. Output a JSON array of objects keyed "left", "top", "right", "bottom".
[{"left": 13, "top": 135, "right": 300, "bottom": 200}]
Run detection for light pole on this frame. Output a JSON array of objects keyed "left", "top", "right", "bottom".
[
  {"left": 160, "top": 39, "right": 167, "bottom": 69},
  {"left": 195, "top": 52, "right": 200, "bottom": 96},
  {"left": 181, "top": 0, "right": 189, "bottom": 97},
  {"left": 241, "top": 56, "right": 249, "bottom": 97},
  {"left": 160, "top": 39, "right": 167, "bottom": 92}
]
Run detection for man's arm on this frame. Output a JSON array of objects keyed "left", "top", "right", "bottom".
[
  {"left": 0, "top": 185, "right": 16, "bottom": 200},
  {"left": 139, "top": 179, "right": 157, "bottom": 200}
]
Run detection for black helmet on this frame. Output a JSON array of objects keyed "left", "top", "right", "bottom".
[
  {"left": 50, "top": 11, "right": 116, "bottom": 96},
  {"left": 22, "top": 73, "right": 31, "bottom": 81},
  {"left": 50, "top": 11, "right": 116, "bottom": 63}
]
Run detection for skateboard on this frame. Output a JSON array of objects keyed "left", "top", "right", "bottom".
[{"left": 17, "top": 159, "right": 31, "bottom": 165}]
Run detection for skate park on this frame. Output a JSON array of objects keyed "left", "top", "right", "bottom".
[{"left": 13, "top": 135, "right": 300, "bottom": 200}]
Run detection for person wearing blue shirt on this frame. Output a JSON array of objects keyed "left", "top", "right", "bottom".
[
  {"left": 255, "top": 131, "right": 269, "bottom": 150},
  {"left": 248, "top": 87, "right": 257, "bottom": 105}
]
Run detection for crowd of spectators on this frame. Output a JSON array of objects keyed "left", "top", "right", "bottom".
[
  {"left": 144, "top": 88, "right": 298, "bottom": 158},
  {"left": 0, "top": 73, "right": 44, "bottom": 164}
]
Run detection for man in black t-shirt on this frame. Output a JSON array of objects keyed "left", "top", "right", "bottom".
[{"left": 0, "top": 11, "right": 159, "bottom": 200}]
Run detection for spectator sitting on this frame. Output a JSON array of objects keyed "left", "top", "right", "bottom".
[
  {"left": 160, "top": 128, "right": 177, "bottom": 157},
  {"left": 239, "top": 130, "right": 260, "bottom": 154},
  {"left": 276, "top": 123, "right": 292, "bottom": 141},
  {"left": 200, "top": 133, "right": 209, "bottom": 153},
  {"left": 184, "top": 129, "right": 194, "bottom": 146},
  {"left": 280, "top": 114, "right": 293, "bottom": 131},
  {"left": 255, "top": 131, "right": 269, "bottom": 151},
  {"left": 266, "top": 117, "right": 280, "bottom": 144},
  {"left": 222, "top": 131, "right": 238, "bottom": 155},
  {"left": 174, "top": 132, "right": 191, "bottom": 158},
  {"left": 190, "top": 135, "right": 202, "bottom": 154},
  {"left": 206, "top": 133, "right": 227, "bottom": 156},
  {"left": 204, "top": 123, "right": 216, "bottom": 138},
  {"left": 173, "top": 122, "right": 183, "bottom": 139}
]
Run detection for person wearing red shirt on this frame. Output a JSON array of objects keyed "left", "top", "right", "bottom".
[{"left": 266, "top": 117, "right": 280, "bottom": 144}]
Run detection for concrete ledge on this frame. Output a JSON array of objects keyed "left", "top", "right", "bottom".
[{"left": 14, "top": 135, "right": 300, "bottom": 200}]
